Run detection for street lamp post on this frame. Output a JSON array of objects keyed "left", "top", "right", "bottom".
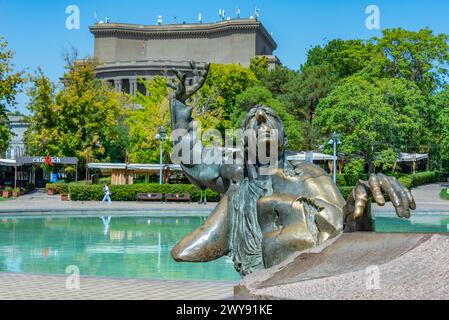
[
  {"left": 156, "top": 126, "right": 168, "bottom": 185},
  {"left": 328, "top": 132, "right": 341, "bottom": 185}
]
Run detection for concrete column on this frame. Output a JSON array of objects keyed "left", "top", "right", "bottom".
[
  {"left": 114, "top": 79, "right": 122, "bottom": 92},
  {"left": 130, "top": 78, "right": 137, "bottom": 95}
]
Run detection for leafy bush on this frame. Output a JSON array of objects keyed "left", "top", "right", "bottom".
[
  {"left": 46, "top": 183, "right": 69, "bottom": 194},
  {"left": 68, "top": 183, "right": 220, "bottom": 202},
  {"left": 398, "top": 171, "right": 442, "bottom": 188},
  {"left": 337, "top": 173, "right": 369, "bottom": 187},
  {"left": 98, "top": 177, "right": 111, "bottom": 184},
  {"left": 440, "top": 188, "right": 449, "bottom": 201},
  {"left": 342, "top": 159, "right": 367, "bottom": 186},
  {"left": 338, "top": 186, "right": 354, "bottom": 200}
]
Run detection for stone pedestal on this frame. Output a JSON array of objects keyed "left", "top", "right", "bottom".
[{"left": 235, "top": 233, "right": 449, "bottom": 300}]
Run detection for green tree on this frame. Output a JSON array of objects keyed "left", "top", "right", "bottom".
[
  {"left": 283, "top": 64, "right": 338, "bottom": 150},
  {"left": 304, "top": 39, "right": 378, "bottom": 79},
  {"left": 25, "top": 58, "right": 129, "bottom": 168},
  {"left": 435, "top": 86, "right": 449, "bottom": 171},
  {"left": 127, "top": 77, "right": 171, "bottom": 163},
  {"left": 24, "top": 69, "right": 60, "bottom": 156},
  {"left": 314, "top": 75, "right": 425, "bottom": 173},
  {"left": 343, "top": 158, "right": 366, "bottom": 186},
  {"left": 194, "top": 63, "right": 259, "bottom": 132},
  {"left": 0, "top": 37, "right": 25, "bottom": 155},
  {"left": 373, "top": 28, "right": 449, "bottom": 93},
  {"left": 250, "top": 57, "right": 296, "bottom": 97},
  {"left": 374, "top": 148, "right": 398, "bottom": 173}
]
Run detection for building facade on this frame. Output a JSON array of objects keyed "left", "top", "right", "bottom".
[
  {"left": 5, "top": 116, "right": 28, "bottom": 160},
  {"left": 90, "top": 18, "right": 279, "bottom": 95}
]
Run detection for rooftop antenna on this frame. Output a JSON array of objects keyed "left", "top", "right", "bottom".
[
  {"left": 94, "top": 11, "right": 99, "bottom": 23},
  {"left": 157, "top": 15, "right": 163, "bottom": 25},
  {"left": 254, "top": 6, "right": 260, "bottom": 20},
  {"left": 173, "top": 16, "right": 177, "bottom": 23},
  {"left": 198, "top": 13, "right": 202, "bottom": 24},
  {"left": 219, "top": 9, "right": 226, "bottom": 21},
  {"left": 236, "top": 8, "right": 241, "bottom": 19},
  {"left": 105, "top": 16, "right": 110, "bottom": 23}
]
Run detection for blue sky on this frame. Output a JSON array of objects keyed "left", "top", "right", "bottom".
[{"left": 1, "top": 0, "right": 449, "bottom": 114}]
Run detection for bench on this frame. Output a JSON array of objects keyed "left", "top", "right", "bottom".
[
  {"left": 165, "top": 193, "right": 191, "bottom": 202},
  {"left": 137, "top": 193, "right": 163, "bottom": 202}
]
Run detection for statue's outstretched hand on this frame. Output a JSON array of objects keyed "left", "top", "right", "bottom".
[
  {"left": 345, "top": 173, "right": 416, "bottom": 220},
  {"left": 168, "top": 62, "right": 210, "bottom": 103}
]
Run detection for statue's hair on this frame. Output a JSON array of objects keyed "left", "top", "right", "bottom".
[{"left": 242, "top": 106, "right": 288, "bottom": 148}]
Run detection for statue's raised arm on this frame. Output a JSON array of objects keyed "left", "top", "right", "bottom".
[
  {"left": 168, "top": 62, "right": 231, "bottom": 194},
  {"left": 168, "top": 61, "right": 210, "bottom": 104}
]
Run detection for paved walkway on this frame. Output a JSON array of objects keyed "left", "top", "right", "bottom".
[
  {"left": 2, "top": 183, "right": 447, "bottom": 215},
  {"left": 0, "top": 273, "right": 236, "bottom": 300},
  {"left": 0, "top": 190, "right": 217, "bottom": 216}
]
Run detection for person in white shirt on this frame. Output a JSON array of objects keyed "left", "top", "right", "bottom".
[{"left": 101, "top": 183, "right": 112, "bottom": 204}]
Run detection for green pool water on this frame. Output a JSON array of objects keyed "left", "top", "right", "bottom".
[
  {"left": 375, "top": 212, "right": 449, "bottom": 233},
  {"left": 0, "top": 215, "right": 240, "bottom": 281},
  {"left": 1, "top": 213, "right": 446, "bottom": 281}
]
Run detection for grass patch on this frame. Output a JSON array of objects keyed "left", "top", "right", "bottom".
[{"left": 440, "top": 188, "right": 449, "bottom": 201}]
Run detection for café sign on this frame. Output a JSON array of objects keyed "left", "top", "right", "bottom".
[
  {"left": 16, "top": 156, "right": 78, "bottom": 165},
  {"left": 33, "top": 156, "right": 61, "bottom": 164}
]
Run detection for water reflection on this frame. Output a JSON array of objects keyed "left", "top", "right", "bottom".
[{"left": 100, "top": 216, "right": 112, "bottom": 235}]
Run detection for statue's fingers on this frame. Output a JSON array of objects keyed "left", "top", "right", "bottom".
[
  {"left": 167, "top": 81, "right": 177, "bottom": 90},
  {"left": 404, "top": 187, "right": 416, "bottom": 210},
  {"left": 379, "top": 174, "right": 409, "bottom": 218},
  {"left": 390, "top": 178, "right": 411, "bottom": 218},
  {"left": 353, "top": 184, "right": 368, "bottom": 220},
  {"left": 369, "top": 174, "right": 385, "bottom": 206},
  {"left": 189, "top": 83, "right": 202, "bottom": 94},
  {"left": 199, "top": 64, "right": 210, "bottom": 78},
  {"left": 378, "top": 173, "right": 401, "bottom": 208},
  {"left": 192, "top": 67, "right": 200, "bottom": 78},
  {"left": 175, "top": 70, "right": 186, "bottom": 82}
]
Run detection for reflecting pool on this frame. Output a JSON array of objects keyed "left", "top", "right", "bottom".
[
  {"left": 375, "top": 212, "right": 449, "bottom": 233},
  {"left": 0, "top": 215, "right": 240, "bottom": 281}
]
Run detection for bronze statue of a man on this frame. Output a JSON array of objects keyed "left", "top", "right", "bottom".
[{"left": 168, "top": 62, "right": 416, "bottom": 276}]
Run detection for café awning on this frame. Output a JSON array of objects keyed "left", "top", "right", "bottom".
[
  {"left": 397, "top": 153, "right": 428, "bottom": 163},
  {"left": 0, "top": 159, "right": 16, "bottom": 167}
]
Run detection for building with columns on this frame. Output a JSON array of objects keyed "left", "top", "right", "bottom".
[
  {"left": 5, "top": 116, "right": 28, "bottom": 160},
  {"left": 89, "top": 18, "right": 279, "bottom": 95}
]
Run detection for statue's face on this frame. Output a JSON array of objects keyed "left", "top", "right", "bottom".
[{"left": 242, "top": 107, "right": 286, "bottom": 165}]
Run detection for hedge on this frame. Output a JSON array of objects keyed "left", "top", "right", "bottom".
[
  {"left": 99, "top": 177, "right": 111, "bottom": 184},
  {"left": 68, "top": 183, "right": 220, "bottom": 202},
  {"left": 398, "top": 171, "right": 442, "bottom": 189},
  {"left": 69, "top": 182, "right": 353, "bottom": 202},
  {"left": 46, "top": 181, "right": 88, "bottom": 194},
  {"left": 338, "top": 186, "right": 354, "bottom": 200},
  {"left": 440, "top": 188, "right": 449, "bottom": 201},
  {"left": 56, "top": 171, "right": 443, "bottom": 202},
  {"left": 46, "top": 182, "right": 70, "bottom": 194}
]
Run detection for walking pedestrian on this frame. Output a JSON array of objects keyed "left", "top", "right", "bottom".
[{"left": 101, "top": 183, "right": 112, "bottom": 205}]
